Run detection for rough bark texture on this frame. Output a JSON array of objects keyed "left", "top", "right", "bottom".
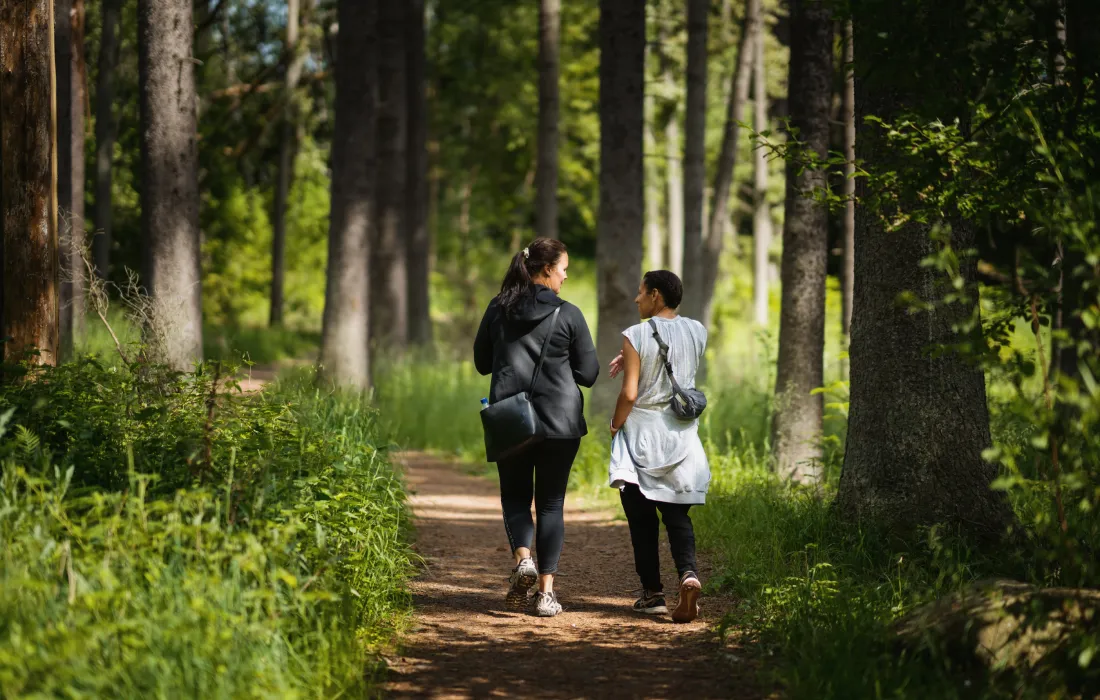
[
  {"left": 138, "top": 0, "right": 203, "bottom": 370},
  {"left": 535, "top": 0, "right": 560, "bottom": 241},
  {"left": 771, "top": 0, "right": 833, "bottom": 484},
  {"left": 0, "top": 0, "right": 60, "bottom": 366},
  {"left": 841, "top": 19, "right": 855, "bottom": 341},
  {"left": 751, "top": 18, "right": 771, "bottom": 327},
  {"left": 56, "top": 0, "right": 86, "bottom": 358},
  {"left": 703, "top": 0, "right": 757, "bottom": 327},
  {"left": 371, "top": 0, "right": 408, "bottom": 350},
  {"left": 594, "top": 0, "right": 645, "bottom": 415},
  {"left": 836, "top": 11, "right": 1013, "bottom": 537},
  {"left": 93, "top": 0, "right": 120, "bottom": 281},
  {"left": 320, "top": 0, "right": 375, "bottom": 390},
  {"left": 680, "top": 0, "right": 707, "bottom": 320},
  {"left": 659, "top": 17, "right": 683, "bottom": 279},
  {"left": 270, "top": 0, "right": 306, "bottom": 327},
  {"left": 644, "top": 75, "right": 664, "bottom": 272},
  {"left": 405, "top": 0, "right": 431, "bottom": 346}
]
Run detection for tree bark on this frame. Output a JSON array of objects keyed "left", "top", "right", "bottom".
[
  {"left": 320, "top": 0, "right": 375, "bottom": 390},
  {"left": 56, "top": 0, "right": 86, "bottom": 358},
  {"left": 836, "top": 9, "right": 1013, "bottom": 538},
  {"left": 406, "top": 0, "right": 431, "bottom": 346},
  {"left": 771, "top": 0, "right": 833, "bottom": 484},
  {"left": 703, "top": 0, "right": 757, "bottom": 326},
  {"left": 680, "top": 0, "right": 707, "bottom": 320},
  {"left": 841, "top": 19, "right": 855, "bottom": 342},
  {"left": 0, "top": 0, "right": 60, "bottom": 367},
  {"left": 535, "top": 0, "right": 560, "bottom": 240},
  {"left": 138, "top": 0, "right": 203, "bottom": 370},
  {"left": 93, "top": 0, "right": 120, "bottom": 282},
  {"left": 370, "top": 0, "right": 408, "bottom": 351},
  {"left": 751, "top": 15, "right": 771, "bottom": 327},
  {"left": 644, "top": 66, "right": 664, "bottom": 272},
  {"left": 659, "top": 16, "right": 683, "bottom": 278},
  {"left": 594, "top": 0, "right": 645, "bottom": 414},
  {"left": 270, "top": 0, "right": 307, "bottom": 327}
]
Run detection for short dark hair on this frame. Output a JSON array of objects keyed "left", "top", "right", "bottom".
[{"left": 643, "top": 270, "right": 683, "bottom": 309}]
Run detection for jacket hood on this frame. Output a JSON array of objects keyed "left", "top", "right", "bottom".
[{"left": 502, "top": 284, "right": 565, "bottom": 322}]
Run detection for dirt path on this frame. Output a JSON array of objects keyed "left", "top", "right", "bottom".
[{"left": 386, "top": 454, "right": 762, "bottom": 699}]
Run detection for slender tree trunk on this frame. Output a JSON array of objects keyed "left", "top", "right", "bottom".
[
  {"left": 138, "top": 0, "right": 202, "bottom": 370},
  {"left": 836, "top": 9, "right": 1013, "bottom": 538},
  {"left": 703, "top": 0, "right": 757, "bottom": 326},
  {"left": 595, "top": 0, "right": 645, "bottom": 414},
  {"left": 320, "top": 0, "right": 375, "bottom": 390},
  {"left": 93, "top": 0, "right": 120, "bottom": 281},
  {"left": 56, "top": 0, "right": 87, "bottom": 358},
  {"left": 371, "top": 0, "right": 408, "bottom": 351},
  {"left": 0, "top": 0, "right": 60, "bottom": 367},
  {"left": 644, "top": 64, "right": 664, "bottom": 272},
  {"left": 270, "top": 0, "right": 307, "bottom": 327},
  {"left": 751, "top": 16, "right": 771, "bottom": 327},
  {"left": 841, "top": 19, "right": 855, "bottom": 343},
  {"left": 680, "top": 0, "right": 707, "bottom": 320},
  {"left": 406, "top": 0, "right": 431, "bottom": 346},
  {"left": 536, "top": 0, "right": 560, "bottom": 240},
  {"left": 771, "top": 0, "right": 833, "bottom": 484},
  {"left": 665, "top": 112, "right": 684, "bottom": 277}
]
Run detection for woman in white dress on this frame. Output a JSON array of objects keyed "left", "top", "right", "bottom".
[{"left": 608, "top": 270, "right": 710, "bottom": 623}]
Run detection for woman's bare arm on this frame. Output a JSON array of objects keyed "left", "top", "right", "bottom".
[{"left": 610, "top": 336, "right": 640, "bottom": 435}]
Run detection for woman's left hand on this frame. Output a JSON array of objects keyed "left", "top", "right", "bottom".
[{"left": 610, "top": 421, "right": 620, "bottom": 438}]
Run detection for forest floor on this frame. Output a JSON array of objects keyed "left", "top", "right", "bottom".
[{"left": 385, "top": 453, "right": 767, "bottom": 699}]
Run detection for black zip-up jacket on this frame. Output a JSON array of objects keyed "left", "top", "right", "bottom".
[{"left": 474, "top": 285, "right": 600, "bottom": 439}]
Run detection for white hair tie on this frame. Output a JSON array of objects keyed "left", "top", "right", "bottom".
[{"left": 523, "top": 247, "right": 530, "bottom": 259}]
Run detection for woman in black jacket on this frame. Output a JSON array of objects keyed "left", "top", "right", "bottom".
[{"left": 474, "top": 237, "right": 599, "bottom": 617}]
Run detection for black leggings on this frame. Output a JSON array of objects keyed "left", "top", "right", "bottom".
[
  {"left": 497, "top": 438, "right": 580, "bottom": 575},
  {"left": 619, "top": 482, "right": 698, "bottom": 592}
]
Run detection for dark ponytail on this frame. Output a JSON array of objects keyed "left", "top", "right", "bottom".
[{"left": 498, "top": 237, "right": 568, "bottom": 313}]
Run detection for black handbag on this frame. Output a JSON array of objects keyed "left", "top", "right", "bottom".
[
  {"left": 480, "top": 307, "right": 561, "bottom": 462},
  {"left": 648, "top": 319, "right": 707, "bottom": 421}
]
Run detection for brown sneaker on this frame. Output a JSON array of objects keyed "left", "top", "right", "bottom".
[{"left": 671, "top": 572, "right": 701, "bottom": 623}]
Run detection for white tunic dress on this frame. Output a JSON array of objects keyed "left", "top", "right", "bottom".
[{"left": 608, "top": 315, "right": 711, "bottom": 504}]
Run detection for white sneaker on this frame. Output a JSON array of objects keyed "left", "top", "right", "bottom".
[
  {"left": 506, "top": 557, "right": 538, "bottom": 609},
  {"left": 671, "top": 571, "right": 702, "bottom": 623},
  {"left": 534, "top": 591, "right": 563, "bottom": 617}
]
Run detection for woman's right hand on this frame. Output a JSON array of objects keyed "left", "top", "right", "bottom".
[{"left": 608, "top": 353, "right": 624, "bottom": 379}]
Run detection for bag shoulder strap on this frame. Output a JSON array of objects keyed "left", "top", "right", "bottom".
[
  {"left": 648, "top": 318, "right": 684, "bottom": 393},
  {"left": 529, "top": 307, "right": 561, "bottom": 394}
]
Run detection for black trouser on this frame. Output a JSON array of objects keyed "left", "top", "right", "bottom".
[
  {"left": 497, "top": 438, "right": 580, "bottom": 575},
  {"left": 619, "top": 482, "right": 698, "bottom": 593}
]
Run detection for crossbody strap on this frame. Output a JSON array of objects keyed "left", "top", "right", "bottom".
[
  {"left": 648, "top": 319, "right": 685, "bottom": 394},
  {"left": 529, "top": 307, "right": 562, "bottom": 394}
]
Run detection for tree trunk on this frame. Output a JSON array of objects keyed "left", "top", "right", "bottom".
[
  {"left": 841, "top": 19, "right": 855, "bottom": 342},
  {"left": 535, "top": 0, "right": 560, "bottom": 240},
  {"left": 594, "top": 0, "right": 645, "bottom": 414},
  {"left": 836, "top": 10, "right": 1013, "bottom": 538},
  {"left": 771, "top": 0, "right": 833, "bottom": 484},
  {"left": 56, "top": 0, "right": 87, "bottom": 359},
  {"left": 703, "top": 0, "right": 757, "bottom": 326},
  {"left": 93, "top": 0, "right": 120, "bottom": 282},
  {"left": 0, "top": 0, "right": 60, "bottom": 367},
  {"left": 751, "top": 16, "right": 771, "bottom": 327},
  {"left": 320, "top": 0, "right": 375, "bottom": 390},
  {"left": 644, "top": 71, "right": 664, "bottom": 272},
  {"left": 406, "top": 0, "right": 431, "bottom": 346},
  {"left": 138, "top": 0, "right": 202, "bottom": 370},
  {"left": 680, "top": 0, "right": 707, "bottom": 320},
  {"left": 370, "top": 0, "right": 408, "bottom": 351},
  {"left": 270, "top": 0, "right": 307, "bottom": 327}
]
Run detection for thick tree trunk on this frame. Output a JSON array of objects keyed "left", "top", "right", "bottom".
[
  {"left": 594, "top": 0, "right": 645, "bottom": 414},
  {"left": 406, "top": 0, "right": 431, "bottom": 346},
  {"left": 56, "top": 0, "right": 86, "bottom": 358},
  {"left": 93, "top": 0, "right": 120, "bottom": 281},
  {"left": 320, "top": 0, "right": 375, "bottom": 390},
  {"left": 535, "top": 0, "right": 560, "bottom": 240},
  {"left": 836, "top": 11, "right": 1013, "bottom": 538},
  {"left": 680, "top": 0, "right": 707, "bottom": 320},
  {"left": 751, "top": 18, "right": 771, "bottom": 327},
  {"left": 703, "top": 0, "right": 757, "bottom": 326},
  {"left": 370, "top": 0, "right": 408, "bottom": 351},
  {"left": 138, "top": 0, "right": 202, "bottom": 370},
  {"left": 841, "top": 19, "right": 855, "bottom": 342},
  {"left": 771, "top": 0, "right": 833, "bottom": 484},
  {"left": 270, "top": 0, "right": 307, "bottom": 327},
  {"left": 0, "top": 0, "right": 60, "bottom": 366}
]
